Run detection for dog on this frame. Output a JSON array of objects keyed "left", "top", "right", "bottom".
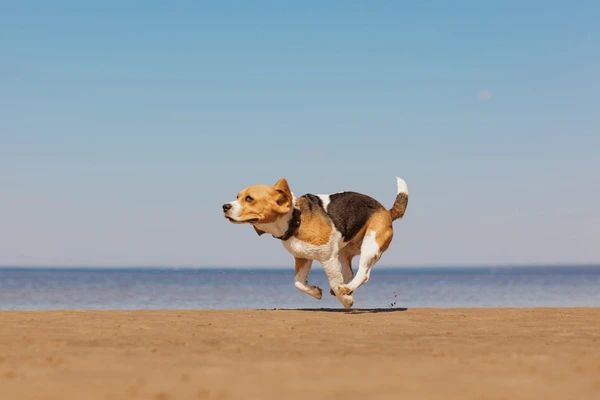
[{"left": 222, "top": 177, "right": 408, "bottom": 309}]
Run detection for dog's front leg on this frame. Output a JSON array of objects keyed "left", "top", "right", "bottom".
[{"left": 294, "top": 258, "right": 322, "bottom": 300}]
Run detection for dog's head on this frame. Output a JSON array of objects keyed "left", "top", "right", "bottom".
[{"left": 222, "top": 178, "right": 293, "bottom": 235}]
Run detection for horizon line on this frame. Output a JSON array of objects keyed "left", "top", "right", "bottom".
[{"left": 1, "top": 263, "right": 599, "bottom": 270}]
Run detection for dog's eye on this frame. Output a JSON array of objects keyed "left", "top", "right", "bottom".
[{"left": 245, "top": 195, "right": 254, "bottom": 203}]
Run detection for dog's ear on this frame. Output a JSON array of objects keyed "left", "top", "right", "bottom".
[
  {"left": 253, "top": 226, "right": 265, "bottom": 236},
  {"left": 273, "top": 178, "right": 292, "bottom": 207}
]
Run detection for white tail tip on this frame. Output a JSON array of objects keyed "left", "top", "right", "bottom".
[{"left": 396, "top": 177, "right": 408, "bottom": 195}]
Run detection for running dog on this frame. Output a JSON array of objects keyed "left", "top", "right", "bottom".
[{"left": 222, "top": 177, "right": 408, "bottom": 309}]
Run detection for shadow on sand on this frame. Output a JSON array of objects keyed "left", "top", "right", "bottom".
[{"left": 260, "top": 307, "right": 408, "bottom": 314}]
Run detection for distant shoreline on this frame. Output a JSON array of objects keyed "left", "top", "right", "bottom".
[{"left": 3, "top": 266, "right": 600, "bottom": 309}]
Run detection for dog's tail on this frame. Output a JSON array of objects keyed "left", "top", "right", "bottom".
[{"left": 389, "top": 177, "right": 409, "bottom": 221}]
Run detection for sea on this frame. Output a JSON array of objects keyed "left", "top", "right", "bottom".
[{"left": 0, "top": 266, "right": 599, "bottom": 310}]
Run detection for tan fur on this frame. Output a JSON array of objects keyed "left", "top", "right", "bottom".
[
  {"left": 294, "top": 197, "right": 332, "bottom": 245},
  {"left": 367, "top": 209, "right": 394, "bottom": 252},
  {"left": 294, "top": 257, "right": 309, "bottom": 274},
  {"left": 236, "top": 178, "right": 292, "bottom": 224}
]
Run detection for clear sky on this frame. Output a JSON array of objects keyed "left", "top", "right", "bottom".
[{"left": 2, "top": 1, "right": 599, "bottom": 267}]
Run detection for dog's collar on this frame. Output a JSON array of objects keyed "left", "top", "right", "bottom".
[{"left": 274, "top": 208, "right": 301, "bottom": 241}]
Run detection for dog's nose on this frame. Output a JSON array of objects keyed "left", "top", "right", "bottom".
[{"left": 222, "top": 203, "right": 232, "bottom": 212}]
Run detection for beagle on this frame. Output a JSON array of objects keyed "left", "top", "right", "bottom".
[{"left": 222, "top": 177, "right": 408, "bottom": 309}]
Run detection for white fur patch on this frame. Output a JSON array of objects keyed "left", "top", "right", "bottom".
[
  {"left": 227, "top": 200, "right": 242, "bottom": 219},
  {"left": 360, "top": 230, "right": 380, "bottom": 259},
  {"left": 283, "top": 228, "right": 342, "bottom": 262},
  {"left": 396, "top": 177, "right": 408, "bottom": 195},
  {"left": 254, "top": 214, "right": 291, "bottom": 238}
]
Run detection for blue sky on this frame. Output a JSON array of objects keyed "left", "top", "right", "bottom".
[{"left": 1, "top": 1, "right": 599, "bottom": 267}]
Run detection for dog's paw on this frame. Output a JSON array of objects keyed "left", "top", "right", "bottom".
[
  {"left": 306, "top": 286, "right": 322, "bottom": 300},
  {"left": 339, "top": 294, "right": 354, "bottom": 309},
  {"left": 312, "top": 286, "right": 323, "bottom": 300},
  {"left": 337, "top": 285, "right": 353, "bottom": 296}
]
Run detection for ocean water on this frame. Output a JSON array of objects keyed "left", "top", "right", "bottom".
[{"left": 0, "top": 266, "right": 599, "bottom": 310}]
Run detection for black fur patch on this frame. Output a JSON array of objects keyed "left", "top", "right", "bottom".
[
  {"left": 300, "top": 194, "right": 324, "bottom": 211},
  {"left": 326, "top": 192, "right": 384, "bottom": 241}
]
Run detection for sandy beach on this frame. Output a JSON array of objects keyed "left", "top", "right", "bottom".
[{"left": 1, "top": 308, "right": 599, "bottom": 399}]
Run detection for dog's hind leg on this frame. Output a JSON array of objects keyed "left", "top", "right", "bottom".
[
  {"left": 338, "top": 210, "right": 393, "bottom": 296},
  {"left": 294, "top": 258, "right": 322, "bottom": 300}
]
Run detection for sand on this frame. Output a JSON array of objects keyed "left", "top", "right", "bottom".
[{"left": 0, "top": 308, "right": 599, "bottom": 399}]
